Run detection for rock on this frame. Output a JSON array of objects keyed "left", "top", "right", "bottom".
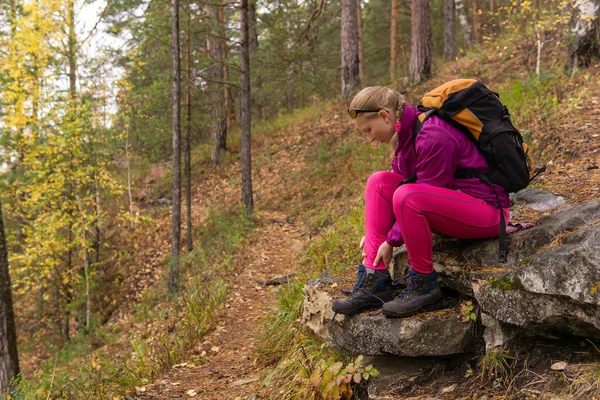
[
  {"left": 329, "top": 311, "right": 474, "bottom": 357},
  {"left": 481, "top": 312, "right": 517, "bottom": 350},
  {"left": 303, "top": 273, "right": 473, "bottom": 357},
  {"left": 474, "top": 222, "right": 600, "bottom": 338},
  {"left": 462, "top": 199, "right": 600, "bottom": 267},
  {"left": 302, "top": 274, "right": 341, "bottom": 340},
  {"left": 511, "top": 188, "right": 566, "bottom": 211},
  {"left": 550, "top": 361, "right": 567, "bottom": 371}
]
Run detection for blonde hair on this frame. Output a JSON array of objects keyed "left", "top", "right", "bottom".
[{"left": 349, "top": 86, "right": 406, "bottom": 152}]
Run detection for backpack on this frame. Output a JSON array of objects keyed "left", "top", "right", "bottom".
[{"left": 411, "top": 79, "right": 542, "bottom": 263}]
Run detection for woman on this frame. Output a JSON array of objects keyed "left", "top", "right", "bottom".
[{"left": 332, "top": 86, "right": 510, "bottom": 318}]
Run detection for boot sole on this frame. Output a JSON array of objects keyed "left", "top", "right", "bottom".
[
  {"left": 382, "top": 297, "right": 444, "bottom": 318},
  {"left": 331, "top": 303, "right": 383, "bottom": 316}
]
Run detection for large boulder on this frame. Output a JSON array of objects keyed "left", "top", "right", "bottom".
[
  {"left": 302, "top": 275, "right": 475, "bottom": 357},
  {"left": 474, "top": 221, "right": 600, "bottom": 339},
  {"left": 329, "top": 312, "right": 474, "bottom": 357}
]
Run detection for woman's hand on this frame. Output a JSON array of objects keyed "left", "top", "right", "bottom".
[
  {"left": 359, "top": 236, "right": 366, "bottom": 258},
  {"left": 373, "top": 241, "right": 393, "bottom": 267}
]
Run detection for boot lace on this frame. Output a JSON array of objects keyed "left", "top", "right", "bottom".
[
  {"left": 347, "top": 274, "right": 387, "bottom": 305},
  {"left": 392, "top": 274, "right": 420, "bottom": 299}
]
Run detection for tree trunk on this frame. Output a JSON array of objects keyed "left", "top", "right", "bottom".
[
  {"left": 248, "top": 0, "right": 263, "bottom": 118},
  {"left": 0, "top": 197, "right": 20, "bottom": 396},
  {"left": 219, "top": 2, "right": 234, "bottom": 131},
  {"left": 455, "top": 0, "right": 473, "bottom": 46},
  {"left": 408, "top": 0, "right": 431, "bottom": 85},
  {"left": 208, "top": 3, "right": 227, "bottom": 164},
  {"left": 341, "top": 0, "right": 360, "bottom": 98},
  {"left": 357, "top": 0, "right": 366, "bottom": 87},
  {"left": 68, "top": 0, "right": 77, "bottom": 100},
  {"left": 567, "top": 0, "right": 600, "bottom": 70},
  {"left": 472, "top": 0, "right": 480, "bottom": 44},
  {"left": 185, "top": 1, "right": 193, "bottom": 252},
  {"left": 125, "top": 121, "right": 134, "bottom": 230},
  {"left": 444, "top": 0, "right": 456, "bottom": 60},
  {"left": 169, "top": 0, "right": 181, "bottom": 299},
  {"left": 240, "top": 0, "right": 254, "bottom": 216},
  {"left": 390, "top": 0, "right": 399, "bottom": 85}
]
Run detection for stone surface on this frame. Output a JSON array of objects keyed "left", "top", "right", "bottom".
[
  {"left": 473, "top": 221, "right": 600, "bottom": 338},
  {"left": 303, "top": 274, "right": 474, "bottom": 357},
  {"left": 329, "top": 311, "right": 474, "bottom": 357},
  {"left": 481, "top": 312, "right": 517, "bottom": 350},
  {"left": 302, "top": 271, "right": 343, "bottom": 340},
  {"left": 510, "top": 187, "right": 566, "bottom": 211}
]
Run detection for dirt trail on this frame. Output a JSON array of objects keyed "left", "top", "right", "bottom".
[{"left": 131, "top": 209, "right": 306, "bottom": 400}]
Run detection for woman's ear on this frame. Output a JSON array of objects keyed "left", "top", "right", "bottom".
[{"left": 378, "top": 109, "right": 391, "bottom": 123}]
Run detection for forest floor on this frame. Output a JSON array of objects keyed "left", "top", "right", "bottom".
[{"left": 123, "top": 45, "right": 600, "bottom": 399}]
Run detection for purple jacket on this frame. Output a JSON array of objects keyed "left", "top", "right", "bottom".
[{"left": 386, "top": 104, "right": 510, "bottom": 246}]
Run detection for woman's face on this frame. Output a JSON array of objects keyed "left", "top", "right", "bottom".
[{"left": 354, "top": 109, "right": 395, "bottom": 144}]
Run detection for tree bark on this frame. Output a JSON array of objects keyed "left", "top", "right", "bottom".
[
  {"left": 472, "top": 0, "right": 480, "bottom": 44},
  {"left": 169, "top": 0, "right": 182, "bottom": 299},
  {"left": 341, "top": 0, "right": 360, "bottom": 98},
  {"left": 390, "top": 0, "right": 399, "bottom": 85},
  {"left": 219, "top": 2, "right": 234, "bottom": 131},
  {"left": 185, "top": 1, "right": 193, "bottom": 252},
  {"left": 408, "top": 0, "right": 431, "bottom": 85},
  {"left": 208, "top": 3, "right": 227, "bottom": 164},
  {"left": 455, "top": 0, "right": 472, "bottom": 46},
  {"left": 240, "top": 0, "right": 254, "bottom": 215},
  {"left": 0, "top": 197, "right": 20, "bottom": 396},
  {"left": 444, "top": 0, "right": 456, "bottom": 60},
  {"left": 357, "top": 0, "right": 366, "bottom": 87},
  {"left": 567, "top": 0, "right": 600, "bottom": 70}
]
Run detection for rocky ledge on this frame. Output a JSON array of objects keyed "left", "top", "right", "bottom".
[{"left": 303, "top": 190, "right": 600, "bottom": 357}]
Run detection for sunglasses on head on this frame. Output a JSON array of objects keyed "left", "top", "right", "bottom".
[{"left": 347, "top": 108, "right": 380, "bottom": 118}]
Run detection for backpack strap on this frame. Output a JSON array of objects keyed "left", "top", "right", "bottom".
[
  {"left": 412, "top": 109, "right": 437, "bottom": 155},
  {"left": 465, "top": 170, "right": 508, "bottom": 264}
]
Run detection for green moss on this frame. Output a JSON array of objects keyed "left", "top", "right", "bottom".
[{"left": 488, "top": 278, "right": 516, "bottom": 291}]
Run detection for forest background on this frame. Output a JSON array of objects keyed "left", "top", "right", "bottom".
[{"left": 0, "top": 0, "right": 599, "bottom": 398}]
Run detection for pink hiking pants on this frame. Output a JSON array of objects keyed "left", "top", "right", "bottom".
[{"left": 364, "top": 171, "right": 510, "bottom": 274}]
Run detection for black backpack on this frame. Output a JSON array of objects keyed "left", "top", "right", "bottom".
[{"left": 410, "top": 79, "right": 543, "bottom": 263}]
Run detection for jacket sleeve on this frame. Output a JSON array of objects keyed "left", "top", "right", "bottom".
[
  {"left": 414, "top": 123, "right": 459, "bottom": 188},
  {"left": 386, "top": 222, "right": 404, "bottom": 247},
  {"left": 391, "top": 156, "right": 401, "bottom": 175}
]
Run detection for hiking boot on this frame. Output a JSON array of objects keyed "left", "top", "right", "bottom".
[
  {"left": 340, "top": 264, "right": 366, "bottom": 296},
  {"left": 382, "top": 269, "right": 442, "bottom": 318},
  {"left": 331, "top": 268, "right": 393, "bottom": 316}
]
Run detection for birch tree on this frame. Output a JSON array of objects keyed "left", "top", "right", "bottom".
[
  {"left": 455, "top": 0, "right": 473, "bottom": 47},
  {"left": 567, "top": 0, "right": 600, "bottom": 70}
]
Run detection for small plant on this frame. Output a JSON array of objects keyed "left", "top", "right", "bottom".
[
  {"left": 479, "top": 347, "right": 514, "bottom": 385},
  {"left": 460, "top": 300, "right": 477, "bottom": 322},
  {"left": 310, "top": 355, "right": 379, "bottom": 400}
]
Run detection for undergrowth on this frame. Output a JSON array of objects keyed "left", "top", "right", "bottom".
[
  {"left": 13, "top": 205, "right": 253, "bottom": 399},
  {"left": 10, "top": 104, "right": 325, "bottom": 399}
]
